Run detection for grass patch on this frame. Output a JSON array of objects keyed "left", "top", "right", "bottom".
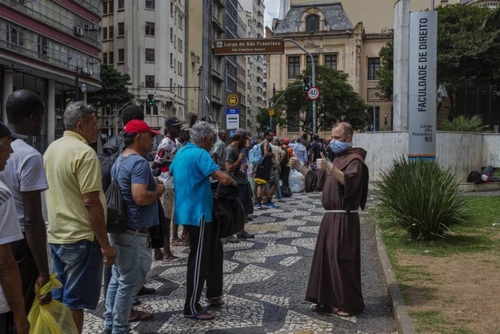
[{"left": 378, "top": 195, "right": 500, "bottom": 333}]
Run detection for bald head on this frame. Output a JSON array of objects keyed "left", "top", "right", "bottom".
[{"left": 6, "top": 89, "right": 44, "bottom": 125}]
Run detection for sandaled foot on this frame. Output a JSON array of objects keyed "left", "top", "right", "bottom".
[
  {"left": 206, "top": 297, "right": 225, "bottom": 307},
  {"left": 153, "top": 250, "right": 164, "bottom": 261},
  {"left": 162, "top": 255, "right": 180, "bottom": 263},
  {"left": 310, "top": 304, "right": 333, "bottom": 313},
  {"left": 333, "top": 308, "right": 354, "bottom": 317},
  {"left": 184, "top": 309, "right": 215, "bottom": 320},
  {"left": 128, "top": 310, "right": 154, "bottom": 322}
]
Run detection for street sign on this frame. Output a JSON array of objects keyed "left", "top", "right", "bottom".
[
  {"left": 227, "top": 93, "right": 239, "bottom": 107},
  {"left": 214, "top": 38, "right": 284, "bottom": 56},
  {"left": 268, "top": 109, "right": 275, "bottom": 116},
  {"left": 307, "top": 87, "right": 320, "bottom": 101},
  {"left": 226, "top": 108, "right": 240, "bottom": 129}
]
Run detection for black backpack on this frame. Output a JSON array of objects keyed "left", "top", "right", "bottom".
[{"left": 467, "top": 171, "right": 483, "bottom": 184}]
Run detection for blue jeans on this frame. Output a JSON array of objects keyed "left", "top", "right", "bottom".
[
  {"left": 104, "top": 231, "right": 152, "bottom": 334},
  {"left": 50, "top": 239, "right": 103, "bottom": 309}
]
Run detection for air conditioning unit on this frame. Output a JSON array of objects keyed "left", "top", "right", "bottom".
[
  {"left": 74, "top": 26, "right": 84, "bottom": 36},
  {"left": 81, "top": 67, "right": 89, "bottom": 75},
  {"left": 88, "top": 58, "right": 98, "bottom": 64}
]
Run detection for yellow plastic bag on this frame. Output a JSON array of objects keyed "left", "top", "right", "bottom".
[{"left": 27, "top": 273, "right": 78, "bottom": 334}]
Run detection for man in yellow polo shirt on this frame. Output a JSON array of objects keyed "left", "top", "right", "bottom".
[{"left": 43, "top": 102, "right": 116, "bottom": 334}]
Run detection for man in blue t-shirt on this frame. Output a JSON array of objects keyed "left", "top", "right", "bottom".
[
  {"left": 170, "top": 121, "right": 235, "bottom": 320},
  {"left": 103, "top": 120, "right": 165, "bottom": 334}
]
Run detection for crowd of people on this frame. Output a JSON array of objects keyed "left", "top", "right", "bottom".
[{"left": 0, "top": 89, "right": 369, "bottom": 334}]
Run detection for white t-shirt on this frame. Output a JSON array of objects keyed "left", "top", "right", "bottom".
[
  {"left": 0, "top": 139, "right": 49, "bottom": 230},
  {"left": 154, "top": 136, "right": 179, "bottom": 188},
  {"left": 0, "top": 180, "right": 24, "bottom": 314}
]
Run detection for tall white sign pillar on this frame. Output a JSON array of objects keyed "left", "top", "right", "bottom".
[{"left": 393, "top": 0, "right": 410, "bottom": 130}]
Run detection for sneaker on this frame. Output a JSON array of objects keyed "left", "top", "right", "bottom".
[
  {"left": 254, "top": 203, "right": 262, "bottom": 209},
  {"left": 265, "top": 202, "right": 278, "bottom": 209},
  {"left": 226, "top": 235, "right": 240, "bottom": 243},
  {"left": 237, "top": 231, "right": 255, "bottom": 239}
]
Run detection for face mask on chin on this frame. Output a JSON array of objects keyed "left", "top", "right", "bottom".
[{"left": 329, "top": 139, "right": 352, "bottom": 154}]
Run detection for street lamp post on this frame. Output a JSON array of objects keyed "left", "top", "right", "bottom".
[
  {"left": 74, "top": 66, "right": 80, "bottom": 101},
  {"left": 283, "top": 38, "right": 317, "bottom": 134}
]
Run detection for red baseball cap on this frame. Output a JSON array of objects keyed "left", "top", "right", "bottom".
[{"left": 123, "top": 119, "right": 161, "bottom": 135}]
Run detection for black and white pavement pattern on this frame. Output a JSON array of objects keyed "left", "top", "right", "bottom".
[{"left": 84, "top": 192, "right": 397, "bottom": 334}]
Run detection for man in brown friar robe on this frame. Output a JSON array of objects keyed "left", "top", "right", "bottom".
[{"left": 291, "top": 122, "right": 368, "bottom": 317}]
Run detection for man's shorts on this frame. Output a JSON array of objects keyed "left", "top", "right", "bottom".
[
  {"left": 161, "top": 188, "right": 175, "bottom": 220},
  {"left": 238, "top": 183, "right": 254, "bottom": 215},
  {"left": 50, "top": 239, "right": 103, "bottom": 310}
]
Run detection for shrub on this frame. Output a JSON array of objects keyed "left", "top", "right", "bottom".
[
  {"left": 374, "top": 156, "right": 471, "bottom": 240},
  {"left": 439, "top": 115, "right": 488, "bottom": 132}
]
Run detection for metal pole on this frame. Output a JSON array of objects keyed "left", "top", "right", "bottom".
[
  {"left": 74, "top": 67, "right": 80, "bottom": 101},
  {"left": 373, "top": 103, "right": 376, "bottom": 131},
  {"left": 283, "top": 38, "right": 316, "bottom": 134}
]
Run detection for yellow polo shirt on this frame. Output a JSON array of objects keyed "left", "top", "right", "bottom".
[{"left": 44, "top": 131, "right": 106, "bottom": 243}]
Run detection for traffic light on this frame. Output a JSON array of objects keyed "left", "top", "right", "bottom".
[
  {"left": 303, "top": 76, "right": 310, "bottom": 92},
  {"left": 147, "top": 94, "right": 154, "bottom": 107}
]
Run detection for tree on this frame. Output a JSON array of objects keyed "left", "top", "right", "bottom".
[
  {"left": 483, "top": 6, "right": 500, "bottom": 30},
  {"left": 87, "top": 65, "right": 135, "bottom": 110},
  {"left": 377, "top": 41, "right": 393, "bottom": 101},
  {"left": 268, "top": 65, "right": 369, "bottom": 134},
  {"left": 376, "top": 4, "right": 500, "bottom": 117}
]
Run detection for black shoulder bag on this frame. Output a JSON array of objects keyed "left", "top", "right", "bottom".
[{"left": 105, "top": 161, "right": 128, "bottom": 233}]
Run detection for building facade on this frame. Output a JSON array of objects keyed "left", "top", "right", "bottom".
[
  {"left": 0, "top": 0, "right": 102, "bottom": 149},
  {"left": 100, "top": 0, "right": 187, "bottom": 137}
]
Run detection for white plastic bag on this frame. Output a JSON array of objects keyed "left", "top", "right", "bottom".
[{"left": 289, "top": 168, "right": 305, "bottom": 193}]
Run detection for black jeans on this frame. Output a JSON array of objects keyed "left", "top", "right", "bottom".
[{"left": 0, "top": 312, "right": 14, "bottom": 334}]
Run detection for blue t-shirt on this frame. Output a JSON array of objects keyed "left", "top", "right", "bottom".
[
  {"left": 170, "top": 142, "right": 219, "bottom": 226},
  {"left": 111, "top": 154, "right": 158, "bottom": 229}
]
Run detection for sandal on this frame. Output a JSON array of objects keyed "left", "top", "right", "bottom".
[
  {"left": 162, "top": 255, "right": 181, "bottom": 264},
  {"left": 184, "top": 309, "right": 215, "bottom": 320},
  {"left": 128, "top": 310, "right": 154, "bottom": 322},
  {"left": 206, "top": 297, "right": 225, "bottom": 307},
  {"left": 310, "top": 304, "right": 333, "bottom": 313},
  {"left": 333, "top": 308, "right": 354, "bottom": 317}
]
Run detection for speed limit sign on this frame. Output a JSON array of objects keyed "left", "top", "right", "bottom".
[{"left": 307, "top": 87, "right": 320, "bottom": 101}]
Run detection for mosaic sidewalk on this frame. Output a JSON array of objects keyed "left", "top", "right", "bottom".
[{"left": 84, "top": 192, "right": 397, "bottom": 334}]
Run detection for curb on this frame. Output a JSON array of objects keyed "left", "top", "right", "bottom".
[{"left": 375, "top": 224, "right": 417, "bottom": 334}]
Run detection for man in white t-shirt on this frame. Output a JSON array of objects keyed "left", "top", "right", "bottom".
[
  {"left": 0, "top": 121, "right": 30, "bottom": 334},
  {"left": 0, "top": 90, "right": 52, "bottom": 314}
]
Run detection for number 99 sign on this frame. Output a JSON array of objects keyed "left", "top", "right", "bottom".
[{"left": 307, "top": 87, "right": 320, "bottom": 101}]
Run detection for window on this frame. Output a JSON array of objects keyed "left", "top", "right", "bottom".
[
  {"left": 145, "top": 75, "right": 155, "bottom": 88},
  {"left": 178, "top": 14, "right": 183, "bottom": 28},
  {"left": 103, "top": 53, "right": 108, "bottom": 64},
  {"left": 102, "top": 1, "right": 108, "bottom": 14},
  {"left": 102, "top": 27, "right": 108, "bottom": 40},
  {"left": 178, "top": 37, "right": 182, "bottom": 52},
  {"left": 325, "top": 54, "right": 337, "bottom": 69},
  {"left": 170, "top": 78, "right": 173, "bottom": 90},
  {"left": 37, "top": 35, "right": 48, "bottom": 59},
  {"left": 170, "top": 3, "right": 174, "bottom": 17},
  {"left": 7, "top": 24, "right": 24, "bottom": 47},
  {"left": 145, "top": 22, "right": 155, "bottom": 36},
  {"left": 288, "top": 56, "right": 300, "bottom": 79},
  {"left": 170, "top": 53, "right": 173, "bottom": 67},
  {"left": 178, "top": 61, "right": 182, "bottom": 75},
  {"left": 109, "top": 26, "right": 114, "bottom": 39},
  {"left": 108, "top": 0, "right": 114, "bottom": 13},
  {"left": 170, "top": 28, "right": 173, "bottom": 42},
  {"left": 368, "top": 57, "right": 380, "bottom": 80},
  {"left": 118, "top": 0, "right": 124, "bottom": 9},
  {"left": 145, "top": 48, "right": 155, "bottom": 62},
  {"left": 306, "top": 55, "right": 319, "bottom": 70},
  {"left": 118, "top": 48, "right": 125, "bottom": 63},
  {"left": 145, "top": 0, "right": 155, "bottom": 9},
  {"left": 118, "top": 22, "right": 124, "bottom": 36},
  {"left": 109, "top": 51, "right": 114, "bottom": 64},
  {"left": 306, "top": 14, "right": 320, "bottom": 32}
]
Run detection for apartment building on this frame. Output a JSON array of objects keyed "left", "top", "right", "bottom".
[
  {"left": 0, "top": 0, "right": 102, "bottom": 149},
  {"left": 100, "top": 0, "right": 187, "bottom": 137}
]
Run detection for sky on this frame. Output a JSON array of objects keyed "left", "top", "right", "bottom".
[{"left": 264, "top": 0, "right": 280, "bottom": 29}]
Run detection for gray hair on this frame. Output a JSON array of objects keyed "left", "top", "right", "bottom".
[
  {"left": 190, "top": 121, "right": 216, "bottom": 144},
  {"left": 63, "top": 102, "right": 95, "bottom": 130}
]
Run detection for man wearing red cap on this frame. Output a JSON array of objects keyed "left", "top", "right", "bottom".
[{"left": 103, "top": 119, "right": 165, "bottom": 334}]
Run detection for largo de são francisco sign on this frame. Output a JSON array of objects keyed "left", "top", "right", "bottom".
[
  {"left": 214, "top": 38, "right": 284, "bottom": 56},
  {"left": 408, "top": 11, "right": 437, "bottom": 161}
]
